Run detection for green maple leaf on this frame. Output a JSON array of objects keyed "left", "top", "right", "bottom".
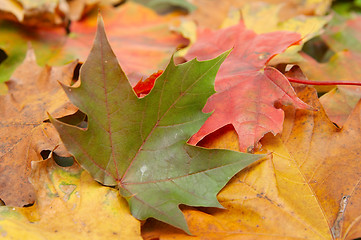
[{"left": 51, "top": 16, "right": 263, "bottom": 233}]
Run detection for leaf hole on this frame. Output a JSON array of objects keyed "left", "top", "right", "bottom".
[
  {"left": 40, "top": 150, "right": 51, "bottom": 160},
  {"left": 23, "top": 202, "right": 34, "bottom": 207},
  {"left": 0, "top": 49, "right": 7, "bottom": 64},
  {"left": 72, "top": 63, "right": 82, "bottom": 83}
]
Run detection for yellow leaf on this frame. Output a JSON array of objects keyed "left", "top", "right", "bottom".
[{"left": 0, "top": 158, "right": 142, "bottom": 240}]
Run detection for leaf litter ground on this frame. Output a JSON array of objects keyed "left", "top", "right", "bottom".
[{"left": 1, "top": 0, "right": 361, "bottom": 239}]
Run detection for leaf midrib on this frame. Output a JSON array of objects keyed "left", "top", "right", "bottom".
[{"left": 100, "top": 29, "right": 120, "bottom": 180}]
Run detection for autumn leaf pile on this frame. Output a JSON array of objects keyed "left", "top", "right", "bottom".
[{"left": 1, "top": 0, "right": 361, "bottom": 239}]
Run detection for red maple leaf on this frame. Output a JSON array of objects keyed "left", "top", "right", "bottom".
[{"left": 185, "top": 22, "right": 312, "bottom": 152}]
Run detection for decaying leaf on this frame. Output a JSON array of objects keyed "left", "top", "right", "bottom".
[
  {"left": 0, "top": 48, "right": 77, "bottom": 206},
  {"left": 0, "top": 157, "right": 142, "bottom": 239},
  {"left": 281, "top": 86, "right": 361, "bottom": 240},
  {"left": 51, "top": 16, "right": 263, "bottom": 233},
  {"left": 185, "top": 22, "right": 312, "bottom": 152}
]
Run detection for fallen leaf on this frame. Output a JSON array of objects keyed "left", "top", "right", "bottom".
[
  {"left": 237, "top": 2, "right": 330, "bottom": 65},
  {"left": 65, "top": 2, "right": 189, "bottom": 85},
  {"left": 185, "top": 22, "right": 312, "bottom": 152},
  {"left": 143, "top": 86, "right": 361, "bottom": 239},
  {"left": 51, "top": 16, "right": 263, "bottom": 233},
  {"left": 320, "top": 86, "right": 361, "bottom": 127},
  {"left": 141, "top": 132, "right": 331, "bottom": 240},
  {"left": 0, "top": 48, "right": 77, "bottom": 206},
  {"left": 188, "top": 0, "right": 331, "bottom": 29},
  {"left": 281, "top": 86, "right": 361, "bottom": 240},
  {"left": 0, "top": 157, "right": 142, "bottom": 239}
]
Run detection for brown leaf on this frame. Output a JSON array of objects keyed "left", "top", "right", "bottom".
[
  {"left": 0, "top": 48, "right": 77, "bottom": 206},
  {"left": 281, "top": 86, "right": 361, "bottom": 240},
  {"left": 0, "top": 157, "right": 142, "bottom": 239}
]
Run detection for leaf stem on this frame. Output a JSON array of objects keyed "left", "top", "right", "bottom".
[{"left": 287, "top": 77, "right": 361, "bottom": 86}]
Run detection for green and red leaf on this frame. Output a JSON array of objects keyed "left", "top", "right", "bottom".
[{"left": 51, "top": 16, "right": 263, "bottom": 233}]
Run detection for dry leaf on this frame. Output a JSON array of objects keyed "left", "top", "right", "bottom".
[
  {"left": 281, "top": 86, "right": 361, "bottom": 240},
  {"left": 0, "top": 157, "right": 142, "bottom": 239},
  {"left": 0, "top": 48, "right": 77, "bottom": 206}
]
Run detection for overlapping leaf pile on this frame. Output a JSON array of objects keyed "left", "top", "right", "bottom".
[{"left": 1, "top": 0, "right": 361, "bottom": 239}]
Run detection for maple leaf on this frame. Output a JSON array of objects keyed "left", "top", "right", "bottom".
[
  {"left": 142, "top": 86, "right": 361, "bottom": 239},
  {"left": 281, "top": 86, "right": 361, "bottom": 240},
  {"left": 51, "top": 16, "right": 263, "bottom": 233},
  {"left": 0, "top": 48, "right": 77, "bottom": 206},
  {"left": 185, "top": 22, "right": 312, "bottom": 152},
  {"left": 65, "top": 2, "right": 189, "bottom": 85},
  {"left": 0, "top": 157, "right": 142, "bottom": 239}
]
